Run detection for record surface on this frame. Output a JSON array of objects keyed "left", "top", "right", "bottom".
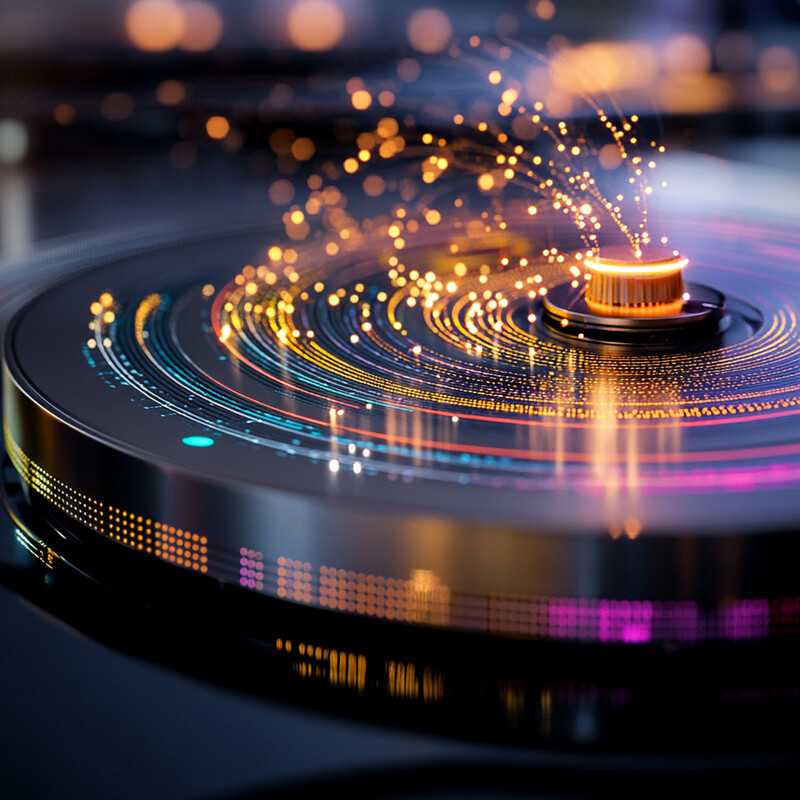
[{"left": 4, "top": 211, "right": 800, "bottom": 649}]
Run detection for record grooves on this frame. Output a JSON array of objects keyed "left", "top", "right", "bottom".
[{"left": 3, "top": 214, "right": 800, "bottom": 754}]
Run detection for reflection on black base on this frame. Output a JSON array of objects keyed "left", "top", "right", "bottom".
[
  {"left": 3, "top": 462, "right": 799, "bottom": 762},
  {"left": 538, "top": 282, "right": 732, "bottom": 346}
]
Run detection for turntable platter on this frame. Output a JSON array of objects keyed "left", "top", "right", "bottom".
[{"left": 4, "top": 210, "right": 800, "bottom": 644}]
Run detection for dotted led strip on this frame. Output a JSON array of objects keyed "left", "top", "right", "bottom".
[
  {"left": 8, "top": 425, "right": 800, "bottom": 645},
  {"left": 5, "top": 425, "right": 209, "bottom": 574}
]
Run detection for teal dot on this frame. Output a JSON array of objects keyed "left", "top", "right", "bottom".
[{"left": 182, "top": 435, "right": 215, "bottom": 448}]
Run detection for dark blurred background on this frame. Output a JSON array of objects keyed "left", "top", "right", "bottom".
[{"left": 0, "top": 0, "right": 799, "bottom": 260}]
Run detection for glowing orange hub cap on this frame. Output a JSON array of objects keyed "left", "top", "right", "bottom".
[{"left": 585, "top": 253, "right": 688, "bottom": 318}]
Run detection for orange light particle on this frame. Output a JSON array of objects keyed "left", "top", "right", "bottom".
[
  {"left": 286, "top": 0, "right": 345, "bottom": 52},
  {"left": 351, "top": 90, "right": 372, "bottom": 110},
  {"left": 155, "top": 79, "right": 185, "bottom": 106},
  {"left": 205, "top": 116, "right": 230, "bottom": 139},
  {"left": 425, "top": 209, "right": 441, "bottom": 225},
  {"left": 179, "top": 1, "right": 223, "bottom": 51},
  {"left": 53, "top": 103, "right": 76, "bottom": 125},
  {"left": 406, "top": 8, "right": 452, "bottom": 54},
  {"left": 291, "top": 137, "right": 315, "bottom": 161},
  {"left": 125, "top": 0, "right": 184, "bottom": 51}
]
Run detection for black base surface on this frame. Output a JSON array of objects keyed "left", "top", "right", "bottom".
[
  {"left": 3, "top": 461, "right": 800, "bottom": 761},
  {"left": 539, "top": 281, "right": 730, "bottom": 345}
]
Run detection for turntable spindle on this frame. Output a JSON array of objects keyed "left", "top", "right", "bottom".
[{"left": 584, "top": 254, "right": 688, "bottom": 318}]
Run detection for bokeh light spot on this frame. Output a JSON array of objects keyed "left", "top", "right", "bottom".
[
  {"left": 53, "top": 103, "right": 77, "bottom": 126},
  {"left": 397, "top": 58, "right": 421, "bottom": 83},
  {"left": 269, "top": 179, "right": 295, "bottom": 205},
  {"left": 125, "top": 0, "right": 184, "bottom": 51},
  {"left": 758, "top": 46, "right": 799, "bottom": 93},
  {"left": 156, "top": 79, "right": 186, "bottom": 106},
  {"left": 179, "top": 1, "right": 223, "bottom": 51},
  {"left": 351, "top": 90, "right": 372, "bottom": 110},
  {"left": 286, "top": 0, "right": 345, "bottom": 52},
  {"left": 661, "top": 33, "right": 711, "bottom": 75},
  {"left": 363, "top": 175, "right": 386, "bottom": 197},
  {"left": 205, "top": 116, "right": 230, "bottom": 139},
  {"left": 407, "top": 8, "right": 452, "bottom": 54},
  {"left": 598, "top": 143, "right": 623, "bottom": 170},
  {"left": 531, "top": 0, "right": 555, "bottom": 20},
  {"left": 291, "top": 137, "right": 316, "bottom": 161}
]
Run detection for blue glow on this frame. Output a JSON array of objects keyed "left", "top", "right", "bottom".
[{"left": 182, "top": 435, "right": 215, "bottom": 448}]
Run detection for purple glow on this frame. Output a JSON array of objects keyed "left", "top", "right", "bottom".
[{"left": 235, "top": 551, "right": 800, "bottom": 645}]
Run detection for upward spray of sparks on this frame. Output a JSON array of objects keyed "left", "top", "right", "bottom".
[{"left": 344, "top": 39, "right": 671, "bottom": 260}]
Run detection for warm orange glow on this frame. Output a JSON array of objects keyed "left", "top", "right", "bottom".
[
  {"left": 286, "top": 0, "right": 345, "bottom": 52},
  {"left": 125, "top": 0, "right": 184, "bottom": 51},
  {"left": 532, "top": 0, "right": 555, "bottom": 20},
  {"left": 496, "top": 90, "right": 515, "bottom": 112},
  {"left": 205, "top": 115, "right": 230, "bottom": 139},
  {"left": 53, "top": 103, "right": 76, "bottom": 125},
  {"left": 598, "top": 143, "right": 623, "bottom": 169},
  {"left": 363, "top": 175, "right": 385, "bottom": 197},
  {"left": 661, "top": 33, "right": 711, "bottom": 75},
  {"left": 268, "top": 179, "right": 294, "bottom": 205},
  {"left": 585, "top": 254, "right": 687, "bottom": 318},
  {"left": 377, "top": 117, "right": 399, "bottom": 138},
  {"left": 407, "top": 8, "right": 452, "bottom": 54},
  {"left": 351, "top": 90, "right": 372, "bottom": 110},
  {"left": 657, "top": 74, "right": 731, "bottom": 113},
  {"left": 155, "top": 79, "right": 186, "bottom": 106},
  {"left": 586, "top": 298, "right": 685, "bottom": 317},
  {"left": 179, "top": 1, "right": 223, "bottom": 51},
  {"left": 290, "top": 137, "right": 315, "bottom": 160},
  {"left": 397, "top": 58, "right": 421, "bottom": 82},
  {"left": 550, "top": 42, "right": 659, "bottom": 95},
  {"left": 586, "top": 255, "right": 687, "bottom": 276},
  {"left": 758, "top": 46, "right": 800, "bottom": 93},
  {"left": 425, "top": 209, "right": 441, "bottom": 225},
  {"left": 269, "top": 127, "right": 295, "bottom": 155}
]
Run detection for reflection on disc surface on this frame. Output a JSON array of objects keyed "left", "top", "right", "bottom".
[{"left": 4, "top": 212, "right": 800, "bottom": 643}]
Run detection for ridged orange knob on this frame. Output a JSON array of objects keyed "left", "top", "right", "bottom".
[{"left": 585, "top": 254, "right": 688, "bottom": 318}]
